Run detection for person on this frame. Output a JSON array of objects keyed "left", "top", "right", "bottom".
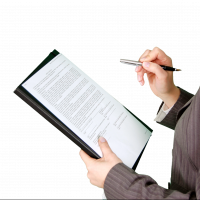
[{"left": 79, "top": 47, "right": 200, "bottom": 199}]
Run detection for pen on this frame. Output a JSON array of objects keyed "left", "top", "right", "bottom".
[{"left": 120, "top": 59, "right": 181, "bottom": 71}]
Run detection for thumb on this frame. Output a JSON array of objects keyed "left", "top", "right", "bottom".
[
  {"left": 142, "top": 61, "right": 167, "bottom": 79},
  {"left": 98, "top": 137, "right": 113, "bottom": 157}
]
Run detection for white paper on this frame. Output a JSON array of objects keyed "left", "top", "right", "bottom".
[{"left": 22, "top": 53, "right": 151, "bottom": 168}]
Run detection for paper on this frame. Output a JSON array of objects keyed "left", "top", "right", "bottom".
[{"left": 22, "top": 53, "right": 151, "bottom": 168}]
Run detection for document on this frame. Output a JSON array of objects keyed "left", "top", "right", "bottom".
[{"left": 22, "top": 54, "right": 151, "bottom": 168}]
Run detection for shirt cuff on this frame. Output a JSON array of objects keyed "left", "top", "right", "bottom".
[{"left": 154, "top": 103, "right": 174, "bottom": 122}]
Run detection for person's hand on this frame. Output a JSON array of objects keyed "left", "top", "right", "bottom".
[
  {"left": 79, "top": 137, "right": 122, "bottom": 188},
  {"left": 135, "top": 47, "right": 180, "bottom": 108}
]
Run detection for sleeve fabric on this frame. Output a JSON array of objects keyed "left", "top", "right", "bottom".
[{"left": 104, "top": 86, "right": 198, "bottom": 199}]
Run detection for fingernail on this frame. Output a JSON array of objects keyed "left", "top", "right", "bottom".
[
  {"left": 135, "top": 66, "right": 138, "bottom": 71},
  {"left": 140, "top": 56, "right": 147, "bottom": 61},
  {"left": 140, "top": 81, "right": 143, "bottom": 86},
  {"left": 143, "top": 62, "right": 150, "bottom": 68},
  {"left": 99, "top": 136, "right": 106, "bottom": 143}
]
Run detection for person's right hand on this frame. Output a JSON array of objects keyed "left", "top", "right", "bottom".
[{"left": 135, "top": 47, "right": 180, "bottom": 108}]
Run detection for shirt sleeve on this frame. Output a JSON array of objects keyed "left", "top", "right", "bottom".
[{"left": 154, "top": 103, "right": 174, "bottom": 122}]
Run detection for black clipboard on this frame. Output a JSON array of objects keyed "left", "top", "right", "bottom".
[{"left": 14, "top": 49, "right": 152, "bottom": 170}]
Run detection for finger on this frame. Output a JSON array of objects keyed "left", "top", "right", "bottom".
[
  {"left": 140, "top": 47, "right": 170, "bottom": 65},
  {"left": 137, "top": 66, "right": 147, "bottom": 82},
  {"left": 135, "top": 65, "right": 150, "bottom": 73},
  {"left": 79, "top": 150, "right": 95, "bottom": 166},
  {"left": 135, "top": 65, "right": 142, "bottom": 72},
  {"left": 142, "top": 61, "right": 167, "bottom": 79},
  {"left": 139, "top": 49, "right": 151, "bottom": 61},
  {"left": 139, "top": 49, "right": 151, "bottom": 58},
  {"left": 140, "top": 47, "right": 162, "bottom": 61},
  {"left": 139, "top": 79, "right": 145, "bottom": 86}
]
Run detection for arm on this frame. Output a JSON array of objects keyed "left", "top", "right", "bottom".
[
  {"left": 156, "top": 87, "right": 194, "bottom": 130},
  {"left": 104, "top": 88, "right": 200, "bottom": 200},
  {"left": 104, "top": 163, "right": 199, "bottom": 199},
  {"left": 163, "top": 87, "right": 181, "bottom": 110}
]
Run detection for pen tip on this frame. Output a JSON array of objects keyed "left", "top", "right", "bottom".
[{"left": 176, "top": 69, "right": 181, "bottom": 71}]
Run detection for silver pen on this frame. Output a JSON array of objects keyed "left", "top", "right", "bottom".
[{"left": 120, "top": 59, "right": 181, "bottom": 71}]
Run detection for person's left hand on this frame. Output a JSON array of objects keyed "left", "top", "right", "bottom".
[{"left": 79, "top": 136, "right": 123, "bottom": 188}]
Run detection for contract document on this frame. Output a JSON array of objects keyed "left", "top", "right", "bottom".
[{"left": 21, "top": 52, "right": 152, "bottom": 168}]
